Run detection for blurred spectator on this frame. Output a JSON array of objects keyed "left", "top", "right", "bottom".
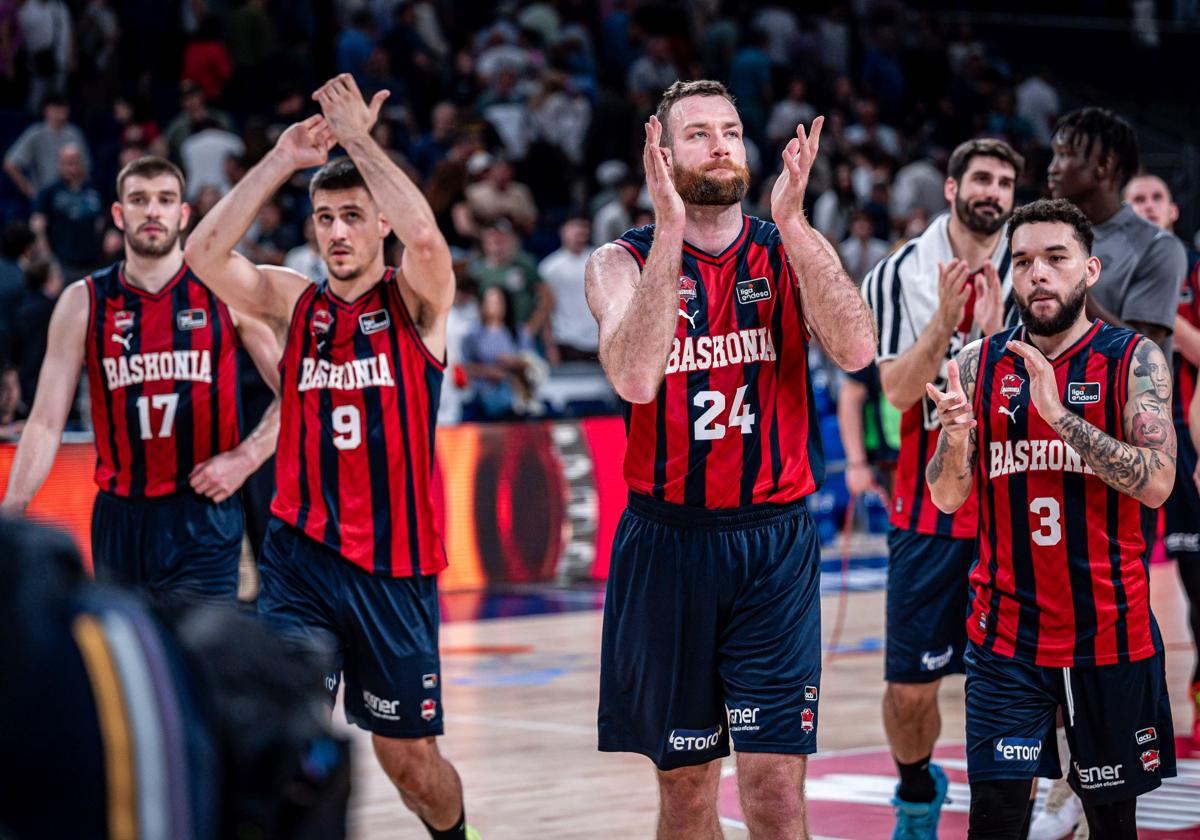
[
  {"left": 817, "top": 7, "right": 850, "bottom": 76},
  {"left": 163, "top": 81, "right": 235, "bottom": 164},
  {"left": 539, "top": 215, "right": 597, "bottom": 364},
  {"left": 476, "top": 66, "right": 529, "bottom": 159},
  {"left": 30, "top": 144, "right": 103, "bottom": 278},
  {"left": 593, "top": 174, "right": 643, "bottom": 246},
  {"left": 626, "top": 36, "right": 678, "bottom": 111},
  {"left": 227, "top": 0, "right": 279, "bottom": 100},
  {"left": 409, "top": 101, "right": 459, "bottom": 178},
  {"left": 0, "top": 1, "right": 21, "bottom": 108},
  {"left": 284, "top": 217, "right": 326, "bottom": 282},
  {"left": 860, "top": 25, "right": 906, "bottom": 118},
  {"left": 1016, "top": 69, "right": 1061, "bottom": 148},
  {"left": 0, "top": 362, "right": 19, "bottom": 432},
  {"left": 0, "top": 222, "right": 34, "bottom": 352},
  {"left": 468, "top": 219, "right": 552, "bottom": 334},
  {"left": 18, "top": 0, "right": 71, "bottom": 111},
  {"left": 766, "top": 79, "right": 817, "bottom": 154},
  {"left": 462, "top": 286, "right": 540, "bottom": 420},
  {"left": 181, "top": 118, "right": 246, "bottom": 201},
  {"left": 4, "top": 96, "right": 89, "bottom": 200},
  {"left": 12, "top": 255, "right": 63, "bottom": 412},
  {"left": 890, "top": 150, "right": 948, "bottom": 224},
  {"left": 426, "top": 151, "right": 476, "bottom": 249},
  {"left": 813, "top": 160, "right": 856, "bottom": 244},
  {"left": 76, "top": 0, "right": 119, "bottom": 111},
  {"left": 464, "top": 152, "right": 538, "bottom": 234},
  {"left": 751, "top": 6, "right": 798, "bottom": 66},
  {"left": 183, "top": 16, "right": 234, "bottom": 102},
  {"left": 839, "top": 209, "right": 891, "bottom": 285},
  {"left": 528, "top": 71, "right": 591, "bottom": 166},
  {"left": 728, "top": 28, "right": 772, "bottom": 148},
  {"left": 845, "top": 98, "right": 900, "bottom": 158},
  {"left": 439, "top": 261, "right": 480, "bottom": 426},
  {"left": 337, "top": 9, "right": 378, "bottom": 80},
  {"left": 985, "top": 90, "right": 1035, "bottom": 148},
  {"left": 240, "top": 200, "right": 294, "bottom": 265},
  {"left": 589, "top": 159, "right": 631, "bottom": 216}
]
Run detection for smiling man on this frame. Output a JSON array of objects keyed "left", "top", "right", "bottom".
[{"left": 1, "top": 156, "right": 282, "bottom": 603}]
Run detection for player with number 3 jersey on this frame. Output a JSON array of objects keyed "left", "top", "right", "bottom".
[
  {"left": 1, "top": 156, "right": 282, "bottom": 603},
  {"left": 926, "top": 199, "right": 1177, "bottom": 838}
]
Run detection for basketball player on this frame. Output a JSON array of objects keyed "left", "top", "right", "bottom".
[
  {"left": 859, "top": 137, "right": 1023, "bottom": 837},
  {"left": 1, "top": 156, "right": 281, "bottom": 603},
  {"left": 588, "top": 80, "right": 875, "bottom": 838},
  {"left": 1124, "top": 173, "right": 1200, "bottom": 745},
  {"left": 926, "top": 198, "right": 1177, "bottom": 839},
  {"left": 183, "top": 75, "right": 474, "bottom": 840}
]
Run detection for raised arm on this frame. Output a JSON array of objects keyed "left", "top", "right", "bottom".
[
  {"left": 770, "top": 116, "right": 875, "bottom": 372},
  {"left": 0, "top": 281, "right": 89, "bottom": 513},
  {"left": 184, "top": 116, "right": 332, "bottom": 334},
  {"left": 1012, "top": 336, "right": 1176, "bottom": 508},
  {"left": 313, "top": 74, "right": 454, "bottom": 321},
  {"left": 188, "top": 312, "right": 282, "bottom": 504},
  {"left": 585, "top": 115, "right": 684, "bottom": 405},
  {"left": 924, "top": 340, "right": 982, "bottom": 513}
]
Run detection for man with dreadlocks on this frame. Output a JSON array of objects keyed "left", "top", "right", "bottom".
[{"left": 1029, "top": 106, "right": 1188, "bottom": 840}]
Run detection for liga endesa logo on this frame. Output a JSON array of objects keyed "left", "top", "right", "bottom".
[{"left": 715, "top": 744, "right": 1200, "bottom": 837}]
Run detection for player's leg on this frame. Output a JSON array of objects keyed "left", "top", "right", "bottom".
[
  {"left": 718, "top": 503, "right": 821, "bottom": 838},
  {"left": 963, "top": 643, "right": 1061, "bottom": 839},
  {"left": 149, "top": 491, "right": 243, "bottom": 603},
  {"left": 1079, "top": 799, "right": 1137, "bottom": 840},
  {"left": 371, "top": 735, "right": 466, "bottom": 836},
  {"left": 598, "top": 496, "right": 730, "bottom": 834},
  {"left": 89, "top": 490, "right": 142, "bottom": 586},
  {"left": 655, "top": 761, "right": 723, "bottom": 840},
  {"left": 883, "top": 528, "right": 972, "bottom": 824}
]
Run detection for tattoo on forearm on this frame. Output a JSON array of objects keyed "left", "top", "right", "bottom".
[{"left": 1050, "top": 412, "right": 1162, "bottom": 497}]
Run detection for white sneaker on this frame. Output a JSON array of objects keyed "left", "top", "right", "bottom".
[{"left": 1028, "top": 777, "right": 1084, "bottom": 840}]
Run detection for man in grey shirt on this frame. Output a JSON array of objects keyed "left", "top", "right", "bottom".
[
  {"left": 1048, "top": 107, "right": 1186, "bottom": 351},
  {"left": 2, "top": 96, "right": 90, "bottom": 201}
]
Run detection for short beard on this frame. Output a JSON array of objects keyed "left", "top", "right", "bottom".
[
  {"left": 673, "top": 162, "right": 750, "bottom": 206},
  {"left": 1016, "top": 275, "right": 1088, "bottom": 336},
  {"left": 326, "top": 261, "right": 369, "bottom": 283},
  {"left": 125, "top": 228, "right": 180, "bottom": 258},
  {"left": 955, "top": 193, "right": 1009, "bottom": 235}
]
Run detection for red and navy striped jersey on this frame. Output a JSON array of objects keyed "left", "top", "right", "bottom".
[
  {"left": 271, "top": 269, "right": 446, "bottom": 577},
  {"left": 1172, "top": 254, "right": 1200, "bottom": 427},
  {"left": 969, "top": 321, "right": 1160, "bottom": 667},
  {"left": 613, "top": 216, "right": 823, "bottom": 508},
  {"left": 84, "top": 262, "right": 241, "bottom": 497}
]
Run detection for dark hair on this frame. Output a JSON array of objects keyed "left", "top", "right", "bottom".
[
  {"left": 947, "top": 138, "right": 1025, "bottom": 182},
  {"left": 24, "top": 257, "right": 56, "bottom": 292},
  {"left": 654, "top": 79, "right": 737, "bottom": 142},
  {"left": 116, "top": 156, "right": 186, "bottom": 200},
  {"left": 1053, "top": 107, "right": 1139, "bottom": 190},
  {"left": 1, "top": 222, "right": 35, "bottom": 260},
  {"left": 1006, "top": 198, "right": 1094, "bottom": 254},
  {"left": 40, "top": 94, "right": 68, "bottom": 111},
  {"left": 308, "top": 157, "right": 369, "bottom": 201}
]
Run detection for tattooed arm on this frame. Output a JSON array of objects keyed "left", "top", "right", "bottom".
[
  {"left": 1028, "top": 337, "right": 1176, "bottom": 507},
  {"left": 925, "top": 340, "right": 982, "bottom": 513}
]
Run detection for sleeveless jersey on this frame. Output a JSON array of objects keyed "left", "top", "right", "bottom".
[
  {"left": 84, "top": 262, "right": 241, "bottom": 498},
  {"left": 861, "top": 214, "right": 1017, "bottom": 538},
  {"left": 614, "top": 216, "right": 823, "bottom": 508},
  {"left": 271, "top": 269, "right": 446, "bottom": 577},
  {"left": 1172, "top": 254, "right": 1200, "bottom": 427},
  {"left": 969, "top": 321, "right": 1160, "bottom": 667}
]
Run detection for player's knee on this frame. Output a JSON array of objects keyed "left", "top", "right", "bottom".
[
  {"left": 372, "top": 735, "right": 439, "bottom": 796},
  {"left": 1083, "top": 797, "right": 1138, "bottom": 840},
  {"left": 968, "top": 778, "right": 1034, "bottom": 839},
  {"left": 886, "top": 681, "right": 939, "bottom": 716},
  {"left": 656, "top": 762, "right": 718, "bottom": 812},
  {"left": 736, "top": 758, "right": 805, "bottom": 826}
]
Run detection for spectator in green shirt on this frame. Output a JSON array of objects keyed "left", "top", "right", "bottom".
[{"left": 467, "top": 219, "right": 554, "bottom": 336}]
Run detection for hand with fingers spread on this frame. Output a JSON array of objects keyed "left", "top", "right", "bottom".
[
  {"left": 925, "top": 359, "right": 976, "bottom": 442},
  {"left": 770, "top": 116, "right": 825, "bottom": 223},
  {"left": 275, "top": 114, "right": 337, "bottom": 171},
  {"left": 312, "top": 73, "right": 391, "bottom": 146},
  {"left": 642, "top": 115, "right": 684, "bottom": 228},
  {"left": 1006, "top": 339, "right": 1065, "bottom": 424},
  {"left": 935, "top": 258, "right": 972, "bottom": 333},
  {"left": 973, "top": 260, "right": 1005, "bottom": 335}
]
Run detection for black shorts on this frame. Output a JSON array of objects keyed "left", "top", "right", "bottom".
[
  {"left": 257, "top": 517, "right": 443, "bottom": 739},
  {"left": 1164, "top": 428, "right": 1200, "bottom": 563},
  {"left": 91, "top": 489, "right": 242, "bottom": 603},
  {"left": 964, "top": 641, "right": 1176, "bottom": 804},
  {"left": 885, "top": 527, "right": 974, "bottom": 682},
  {"left": 598, "top": 493, "right": 823, "bottom": 771}
]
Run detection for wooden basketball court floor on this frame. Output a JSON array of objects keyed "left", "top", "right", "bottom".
[{"left": 337, "top": 563, "right": 1200, "bottom": 839}]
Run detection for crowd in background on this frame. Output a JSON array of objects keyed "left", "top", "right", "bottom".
[{"left": 0, "top": 0, "right": 1190, "bottom": 430}]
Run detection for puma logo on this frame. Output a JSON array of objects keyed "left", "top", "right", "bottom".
[
  {"left": 678, "top": 308, "right": 698, "bottom": 329},
  {"left": 111, "top": 332, "right": 132, "bottom": 352},
  {"left": 999, "top": 404, "right": 1020, "bottom": 422}
]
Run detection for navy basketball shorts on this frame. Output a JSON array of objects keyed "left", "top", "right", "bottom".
[
  {"left": 1164, "top": 429, "right": 1200, "bottom": 563},
  {"left": 884, "top": 527, "right": 975, "bottom": 682},
  {"left": 91, "top": 489, "right": 242, "bottom": 603},
  {"left": 257, "top": 517, "right": 443, "bottom": 739},
  {"left": 964, "top": 641, "right": 1176, "bottom": 804},
  {"left": 598, "top": 493, "right": 823, "bottom": 771}
]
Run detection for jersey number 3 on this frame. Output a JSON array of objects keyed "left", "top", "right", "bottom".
[
  {"left": 694, "top": 386, "right": 756, "bottom": 441},
  {"left": 1029, "top": 496, "right": 1063, "bottom": 546}
]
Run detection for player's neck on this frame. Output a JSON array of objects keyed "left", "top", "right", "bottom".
[
  {"left": 1026, "top": 315, "right": 1094, "bottom": 359},
  {"left": 329, "top": 258, "right": 387, "bottom": 303},
  {"left": 1075, "top": 190, "right": 1122, "bottom": 227},
  {"left": 946, "top": 215, "right": 1002, "bottom": 270},
  {"left": 682, "top": 203, "right": 743, "bottom": 255},
  {"left": 123, "top": 248, "right": 184, "bottom": 294}
]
